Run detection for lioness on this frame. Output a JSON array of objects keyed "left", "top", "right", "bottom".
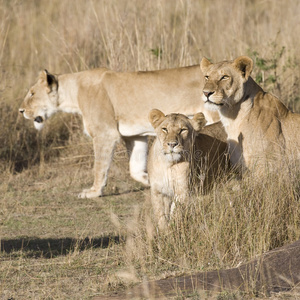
[
  {"left": 200, "top": 56, "right": 300, "bottom": 174},
  {"left": 19, "top": 67, "right": 219, "bottom": 198},
  {"left": 148, "top": 109, "right": 228, "bottom": 229}
]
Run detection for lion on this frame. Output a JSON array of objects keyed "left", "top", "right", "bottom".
[
  {"left": 148, "top": 109, "right": 229, "bottom": 229},
  {"left": 200, "top": 55, "right": 300, "bottom": 175},
  {"left": 19, "top": 67, "right": 220, "bottom": 198}
]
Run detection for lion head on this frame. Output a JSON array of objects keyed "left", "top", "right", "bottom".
[
  {"left": 19, "top": 70, "right": 59, "bottom": 130},
  {"left": 148, "top": 109, "right": 207, "bottom": 163},
  {"left": 200, "top": 56, "right": 253, "bottom": 111}
]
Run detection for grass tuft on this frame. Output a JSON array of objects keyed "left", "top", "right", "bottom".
[{"left": 122, "top": 167, "right": 300, "bottom": 282}]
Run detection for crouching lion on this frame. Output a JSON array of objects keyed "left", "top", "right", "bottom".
[
  {"left": 200, "top": 56, "right": 300, "bottom": 175},
  {"left": 148, "top": 109, "right": 229, "bottom": 229},
  {"left": 19, "top": 66, "right": 219, "bottom": 198}
]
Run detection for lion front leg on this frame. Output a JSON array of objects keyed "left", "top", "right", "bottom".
[
  {"left": 78, "top": 133, "right": 119, "bottom": 198},
  {"left": 151, "top": 190, "right": 172, "bottom": 230}
]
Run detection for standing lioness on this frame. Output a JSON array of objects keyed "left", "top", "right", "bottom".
[
  {"left": 200, "top": 56, "right": 300, "bottom": 174},
  {"left": 148, "top": 109, "right": 228, "bottom": 229},
  {"left": 19, "top": 66, "right": 219, "bottom": 198}
]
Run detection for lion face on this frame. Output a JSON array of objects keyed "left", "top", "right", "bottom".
[
  {"left": 19, "top": 70, "right": 59, "bottom": 130},
  {"left": 149, "top": 109, "right": 207, "bottom": 163},
  {"left": 200, "top": 56, "right": 253, "bottom": 111}
]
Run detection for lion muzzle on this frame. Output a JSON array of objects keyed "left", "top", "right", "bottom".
[
  {"left": 167, "top": 141, "right": 179, "bottom": 151},
  {"left": 203, "top": 91, "right": 215, "bottom": 100}
]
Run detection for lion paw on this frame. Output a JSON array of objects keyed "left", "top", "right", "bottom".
[
  {"left": 130, "top": 171, "right": 149, "bottom": 186},
  {"left": 78, "top": 188, "right": 102, "bottom": 198}
]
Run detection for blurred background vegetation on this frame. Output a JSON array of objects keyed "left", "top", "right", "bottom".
[{"left": 1, "top": 0, "right": 300, "bottom": 172}]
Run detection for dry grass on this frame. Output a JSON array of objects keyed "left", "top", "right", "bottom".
[
  {"left": 123, "top": 167, "right": 300, "bottom": 273},
  {"left": 1, "top": 0, "right": 300, "bottom": 299}
]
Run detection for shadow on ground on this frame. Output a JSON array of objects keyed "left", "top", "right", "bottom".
[
  {"left": 0, "top": 236, "right": 122, "bottom": 258},
  {"left": 102, "top": 186, "right": 148, "bottom": 197}
]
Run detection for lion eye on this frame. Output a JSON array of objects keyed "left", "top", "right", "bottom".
[
  {"left": 180, "top": 128, "right": 188, "bottom": 134},
  {"left": 220, "top": 75, "right": 229, "bottom": 80},
  {"left": 162, "top": 127, "right": 168, "bottom": 133},
  {"left": 204, "top": 75, "right": 209, "bottom": 81}
]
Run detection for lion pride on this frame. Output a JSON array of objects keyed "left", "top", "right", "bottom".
[{"left": 19, "top": 66, "right": 219, "bottom": 198}]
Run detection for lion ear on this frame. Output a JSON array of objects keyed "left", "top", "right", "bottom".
[
  {"left": 200, "top": 57, "right": 212, "bottom": 73},
  {"left": 233, "top": 56, "right": 253, "bottom": 81},
  {"left": 190, "top": 112, "right": 207, "bottom": 131},
  {"left": 38, "top": 69, "right": 58, "bottom": 92},
  {"left": 38, "top": 70, "right": 47, "bottom": 82},
  {"left": 149, "top": 109, "right": 166, "bottom": 129}
]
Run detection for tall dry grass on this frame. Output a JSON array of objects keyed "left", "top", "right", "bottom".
[
  {"left": 1, "top": 0, "right": 300, "bottom": 172},
  {"left": 122, "top": 168, "right": 300, "bottom": 280},
  {"left": 1, "top": 0, "right": 300, "bottom": 298}
]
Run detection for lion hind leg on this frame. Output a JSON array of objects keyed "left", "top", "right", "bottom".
[{"left": 125, "top": 136, "right": 149, "bottom": 186}]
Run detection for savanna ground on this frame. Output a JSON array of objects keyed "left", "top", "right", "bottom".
[{"left": 1, "top": 0, "right": 300, "bottom": 299}]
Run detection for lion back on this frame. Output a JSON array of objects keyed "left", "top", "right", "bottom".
[{"left": 193, "top": 131, "right": 229, "bottom": 193}]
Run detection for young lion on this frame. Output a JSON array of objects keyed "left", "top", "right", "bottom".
[
  {"left": 200, "top": 56, "right": 300, "bottom": 175},
  {"left": 148, "top": 109, "right": 228, "bottom": 229},
  {"left": 19, "top": 67, "right": 219, "bottom": 198}
]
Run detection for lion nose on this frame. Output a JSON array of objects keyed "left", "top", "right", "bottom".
[
  {"left": 19, "top": 108, "right": 25, "bottom": 114},
  {"left": 203, "top": 91, "right": 214, "bottom": 99},
  {"left": 168, "top": 141, "right": 178, "bottom": 149},
  {"left": 34, "top": 116, "right": 43, "bottom": 123}
]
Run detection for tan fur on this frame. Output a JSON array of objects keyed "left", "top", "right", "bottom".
[
  {"left": 19, "top": 66, "right": 219, "bottom": 198},
  {"left": 148, "top": 109, "right": 228, "bottom": 229},
  {"left": 200, "top": 56, "right": 300, "bottom": 175}
]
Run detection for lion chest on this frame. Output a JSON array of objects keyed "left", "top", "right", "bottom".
[
  {"left": 150, "top": 156, "right": 190, "bottom": 198},
  {"left": 225, "top": 123, "right": 245, "bottom": 169},
  {"left": 226, "top": 117, "right": 283, "bottom": 171}
]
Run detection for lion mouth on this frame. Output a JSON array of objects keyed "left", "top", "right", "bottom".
[
  {"left": 165, "top": 152, "right": 182, "bottom": 163},
  {"left": 165, "top": 147, "right": 182, "bottom": 155},
  {"left": 205, "top": 99, "right": 224, "bottom": 106},
  {"left": 164, "top": 149, "right": 180, "bottom": 155},
  {"left": 34, "top": 116, "right": 44, "bottom": 123}
]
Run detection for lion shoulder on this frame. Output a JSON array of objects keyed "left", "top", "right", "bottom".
[
  {"left": 253, "top": 91, "right": 289, "bottom": 119},
  {"left": 199, "top": 121, "right": 227, "bottom": 143}
]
